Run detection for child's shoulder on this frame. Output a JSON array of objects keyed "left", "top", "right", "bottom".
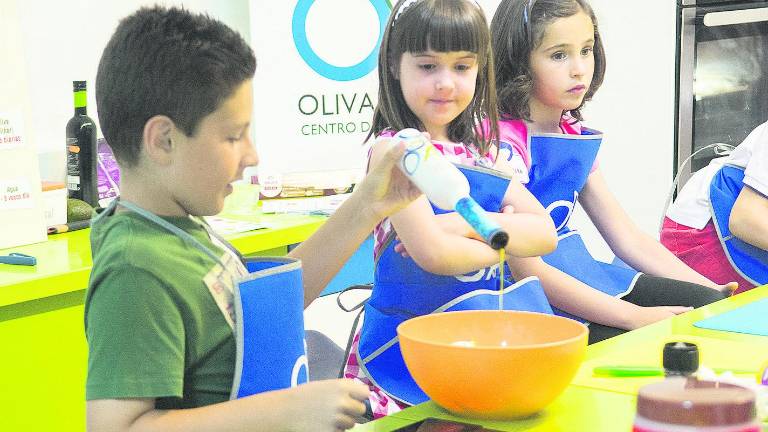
[
  {"left": 92, "top": 211, "right": 160, "bottom": 245},
  {"left": 495, "top": 118, "right": 530, "bottom": 159},
  {"left": 497, "top": 118, "right": 528, "bottom": 146},
  {"left": 90, "top": 212, "right": 197, "bottom": 269},
  {"left": 87, "top": 212, "right": 216, "bottom": 304},
  {"left": 740, "top": 120, "right": 768, "bottom": 153}
]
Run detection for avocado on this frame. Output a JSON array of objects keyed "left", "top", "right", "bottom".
[{"left": 67, "top": 198, "right": 94, "bottom": 222}]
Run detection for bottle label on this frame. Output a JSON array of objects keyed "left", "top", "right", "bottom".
[
  {"left": 67, "top": 136, "right": 81, "bottom": 193},
  {"left": 67, "top": 175, "right": 80, "bottom": 190}
]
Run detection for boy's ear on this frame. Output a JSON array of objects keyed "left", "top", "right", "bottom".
[{"left": 142, "top": 115, "right": 176, "bottom": 165}]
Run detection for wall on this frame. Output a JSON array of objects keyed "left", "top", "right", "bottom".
[
  {"left": 7, "top": 0, "right": 676, "bottom": 252},
  {"left": 4, "top": 0, "right": 250, "bottom": 182},
  {"left": 570, "top": 0, "right": 678, "bottom": 260}
]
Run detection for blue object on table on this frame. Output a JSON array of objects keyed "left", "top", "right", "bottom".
[
  {"left": 693, "top": 298, "right": 768, "bottom": 336},
  {"left": 0, "top": 253, "right": 37, "bottom": 266},
  {"left": 319, "top": 236, "right": 374, "bottom": 296}
]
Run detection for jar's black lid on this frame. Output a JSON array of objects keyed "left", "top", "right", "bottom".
[
  {"left": 73, "top": 81, "right": 87, "bottom": 91},
  {"left": 663, "top": 341, "right": 699, "bottom": 375}
]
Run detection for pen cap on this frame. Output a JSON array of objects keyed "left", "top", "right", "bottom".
[{"left": 663, "top": 341, "right": 699, "bottom": 377}]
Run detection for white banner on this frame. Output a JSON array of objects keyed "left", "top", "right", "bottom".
[
  {"left": 250, "top": 0, "right": 391, "bottom": 182},
  {"left": 249, "top": 0, "right": 502, "bottom": 183}
]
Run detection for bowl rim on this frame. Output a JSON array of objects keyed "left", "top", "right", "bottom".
[{"left": 397, "top": 310, "right": 588, "bottom": 350}]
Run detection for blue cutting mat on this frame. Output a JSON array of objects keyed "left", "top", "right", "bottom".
[{"left": 694, "top": 298, "right": 768, "bottom": 336}]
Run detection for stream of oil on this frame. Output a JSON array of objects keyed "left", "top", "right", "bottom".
[{"left": 499, "top": 248, "right": 505, "bottom": 310}]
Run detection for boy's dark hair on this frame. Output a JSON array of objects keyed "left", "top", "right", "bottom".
[
  {"left": 96, "top": 6, "right": 256, "bottom": 167},
  {"left": 491, "top": 0, "right": 606, "bottom": 122},
  {"left": 369, "top": 0, "right": 499, "bottom": 155}
]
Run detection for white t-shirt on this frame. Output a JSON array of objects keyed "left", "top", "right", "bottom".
[{"left": 667, "top": 121, "right": 768, "bottom": 229}]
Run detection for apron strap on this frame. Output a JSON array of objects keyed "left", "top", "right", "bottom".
[
  {"left": 116, "top": 199, "right": 225, "bottom": 264},
  {"left": 111, "top": 199, "right": 244, "bottom": 328},
  {"left": 336, "top": 284, "right": 373, "bottom": 378}
]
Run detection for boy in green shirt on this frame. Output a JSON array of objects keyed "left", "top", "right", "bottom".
[{"left": 85, "top": 6, "right": 419, "bottom": 431}]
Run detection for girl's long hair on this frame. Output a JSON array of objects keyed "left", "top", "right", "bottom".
[
  {"left": 491, "top": 0, "right": 606, "bottom": 121},
  {"left": 368, "top": 0, "right": 499, "bottom": 155}
]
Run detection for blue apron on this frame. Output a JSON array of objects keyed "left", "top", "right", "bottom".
[
  {"left": 231, "top": 257, "right": 307, "bottom": 398},
  {"left": 357, "top": 164, "right": 554, "bottom": 405},
  {"left": 97, "top": 199, "right": 308, "bottom": 399},
  {"left": 524, "top": 129, "right": 640, "bottom": 321},
  {"left": 709, "top": 164, "right": 768, "bottom": 286}
]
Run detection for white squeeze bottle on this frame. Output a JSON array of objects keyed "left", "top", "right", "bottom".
[{"left": 395, "top": 128, "right": 509, "bottom": 250}]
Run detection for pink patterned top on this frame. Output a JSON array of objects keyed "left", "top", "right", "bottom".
[{"left": 370, "top": 131, "right": 496, "bottom": 259}]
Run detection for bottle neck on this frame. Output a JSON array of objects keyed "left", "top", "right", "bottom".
[{"left": 74, "top": 90, "right": 88, "bottom": 115}]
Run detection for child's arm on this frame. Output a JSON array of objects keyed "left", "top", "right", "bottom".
[
  {"left": 579, "top": 170, "right": 723, "bottom": 290},
  {"left": 730, "top": 186, "right": 768, "bottom": 251},
  {"left": 507, "top": 256, "right": 692, "bottom": 330},
  {"left": 87, "top": 379, "right": 368, "bottom": 432},
  {"left": 378, "top": 141, "right": 556, "bottom": 276},
  {"left": 424, "top": 177, "right": 557, "bottom": 257},
  {"left": 288, "top": 140, "right": 421, "bottom": 306}
]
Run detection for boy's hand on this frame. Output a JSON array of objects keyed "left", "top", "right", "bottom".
[
  {"left": 358, "top": 139, "right": 422, "bottom": 221},
  {"left": 288, "top": 379, "right": 368, "bottom": 431}
]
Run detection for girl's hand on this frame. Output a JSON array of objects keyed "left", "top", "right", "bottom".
[
  {"left": 288, "top": 379, "right": 369, "bottom": 431},
  {"left": 394, "top": 205, "right": 516, "bottom": 257},
  {"left": 719, "top": 281, "right": 738, "bottom": 296},
  {"left": 393, "top": 235, "right": 410, "bottom": 258},
  {"left": 626, "top": 305, "right": 693, "bottom": 330}
]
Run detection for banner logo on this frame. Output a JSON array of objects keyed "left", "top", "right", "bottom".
[{"left": 292, "top": 0, "right": 391, "bottom": 81}]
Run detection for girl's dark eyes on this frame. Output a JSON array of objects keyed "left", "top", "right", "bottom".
[
  {"left": 550, "top": 47, "right": 593, "bottom": 61},
  {"left": 551, "top": 52, "right": 567, "bottom": 61},
  {"left": 418, "top": 63, "right": 474, "bottom": 71}
]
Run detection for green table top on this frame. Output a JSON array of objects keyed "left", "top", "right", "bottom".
[
  {"left": 574, "top": 284, "right": 768, "bottom": 396},
  {"left": 370, "top": 386, "right": 637, "bottom": 432},
  {"left": 0, "top": 212, "right": 325, "bottom": 308},
  {"left": 358, "top": 285, "right": 768, "bottom": 431}
]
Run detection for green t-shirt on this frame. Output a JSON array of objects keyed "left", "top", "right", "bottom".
[{"left": 85, "top": 210, "right": 237, "bottom": 409}]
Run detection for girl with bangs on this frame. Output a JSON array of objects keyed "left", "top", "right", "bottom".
[
  {"left": 343, "top": 0, "right": 558, "bottom": 419},
  {"left": 489, "top": 0, "right": 732, "bottom": 344}
]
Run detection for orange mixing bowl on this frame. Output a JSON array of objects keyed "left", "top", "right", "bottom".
[{"left": 397, "top": 310, "right": 588, "bottom": 419}]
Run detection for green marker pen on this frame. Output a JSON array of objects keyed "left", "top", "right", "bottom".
[
  {"left": 593, "top": 366, "right": 666, "bottom": 377},
  {"left": 593, "top": 366, "right": 755, "bottom": 377}
]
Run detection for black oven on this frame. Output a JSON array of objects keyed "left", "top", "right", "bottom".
[{"left": 675, "top": 0, "right": 768, "bottom": 187}]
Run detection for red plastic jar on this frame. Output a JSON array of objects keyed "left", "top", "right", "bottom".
[{"left": 633, "top": 378, "right": 760, "bottom": 432}]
